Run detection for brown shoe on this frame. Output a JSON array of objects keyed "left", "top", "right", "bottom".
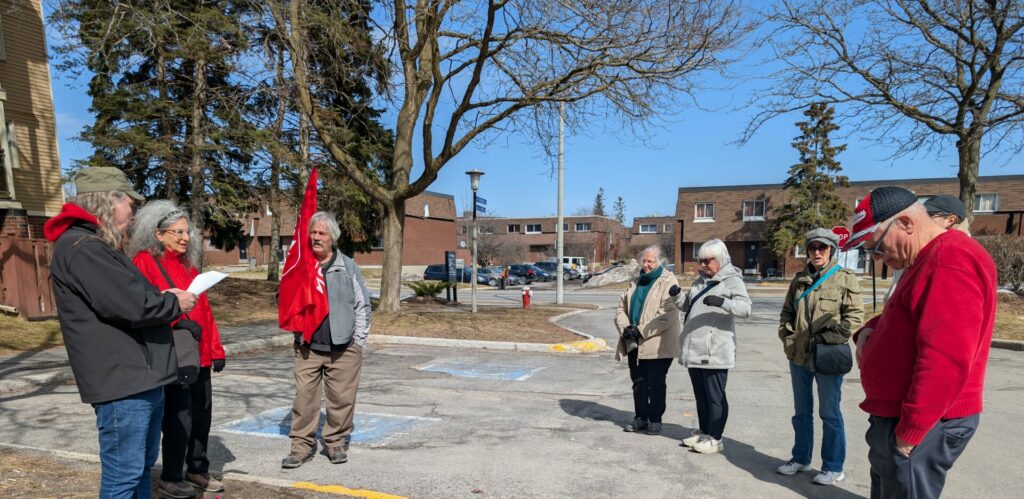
[
  {"left": 281, "top": 451, "right": 314, "bottom": 469},
  {"left": 328, "top": 445, "right": 348, "bottom": 464},
  {"left": 156, "top": 479, "right": 195, "bottom": 499},
  {"left": 186, "top": 472, "right": 225, "bottom": 492}
]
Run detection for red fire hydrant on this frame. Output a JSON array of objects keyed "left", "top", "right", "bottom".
[{"left": 522, "top": 286, "right": 532, "bottom": 309}]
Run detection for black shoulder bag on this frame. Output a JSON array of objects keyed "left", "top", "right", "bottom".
[{"left": 153, "top": 258, "right": 202, "bottom": 386}]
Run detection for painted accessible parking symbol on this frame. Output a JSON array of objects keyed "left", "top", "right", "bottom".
[
  {"left": 217, "top": 406, "right": 438, "bottom": 446},
  {"left": 414, "top": 359, "right": 545, "bottom": 381}
]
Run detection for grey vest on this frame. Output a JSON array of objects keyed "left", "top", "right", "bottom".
[{"left": 325, "top": 253, "right": 358, "bottom": 345}]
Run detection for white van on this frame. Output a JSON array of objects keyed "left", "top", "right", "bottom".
[{"left": 562, "top": 256, "right": 589, "bottom": 278}]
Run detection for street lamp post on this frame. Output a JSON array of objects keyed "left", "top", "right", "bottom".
[{"left": 466, "top": 169, "right": 484, "bottom": 313}]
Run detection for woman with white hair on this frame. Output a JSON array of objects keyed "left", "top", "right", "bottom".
[
  {"left": 678, "top": 239, "right": 751, "bottom": 454},
  {"left": 614, "top": 245, "right": 685, "bottom": 435},
  {"left": 129, "top": 200, "right": 226, "bottom": 497}
]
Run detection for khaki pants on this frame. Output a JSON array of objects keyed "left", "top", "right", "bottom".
[{"left": 288, "top": 343, "right": 362, "bottom": 454}]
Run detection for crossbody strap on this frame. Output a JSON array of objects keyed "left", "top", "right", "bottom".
[
  {"left": 685, "top": 280, "right": 720, "bottom": 321},
  {"left": 152, "top": 255, "right": 190, "bottom": 320},
  {"left": 796, "top": 264, "right": 841, "bottom": 304}
]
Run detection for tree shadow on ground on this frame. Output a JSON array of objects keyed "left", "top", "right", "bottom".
[{"left": 559, "top": 399, "right": 865, "bottom": 499}]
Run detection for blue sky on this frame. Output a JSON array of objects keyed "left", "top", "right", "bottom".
[{"left": 44, "top": 9, "right": 1023, "bottom": 226}]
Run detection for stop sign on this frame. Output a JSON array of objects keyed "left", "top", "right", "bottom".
[{"left": 832, "top": 226, "right": 851, "bottom": 248}]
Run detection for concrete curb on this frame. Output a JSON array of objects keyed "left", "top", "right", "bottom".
[{"left": 992, "top": 339, "right": 1024, "bottom": 351}]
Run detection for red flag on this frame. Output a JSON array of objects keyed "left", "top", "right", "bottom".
[{"left": 278, "top": 168, "right": 328, "bottom": 340}]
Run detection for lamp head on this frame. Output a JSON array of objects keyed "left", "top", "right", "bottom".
[{"left": 465, "top": 169, "right": 484, "bottom": 191}]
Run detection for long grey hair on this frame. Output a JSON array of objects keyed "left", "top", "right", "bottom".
[
  {"left": 127, "top": 200, "right": 201, "bottom": 269},
  {"left": 72, "top": 191, "right": 128, "bottom": 250}
]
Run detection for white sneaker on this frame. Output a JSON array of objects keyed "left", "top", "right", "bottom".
[
  {"left": 776, "top": 461, "right": 813, "bottom": 475},
  {"left": 812, "top": 471, "right": 845, "bottom": 485},
  {"left": 691, "top": 436, "right": 724, "bottom": 454},
  {"left": 681, "top": 430, "right": 704, "bottom": 448}
]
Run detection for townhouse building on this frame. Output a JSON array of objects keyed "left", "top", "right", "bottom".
[
  {"left": 459, "top": 215, "right": 628, "bottom": 266},
  {"left": 627, "top": 216, "right": 676, "bottom": 260},
  {"left": 673, "top": 175, "right": 1024, "bottom": 277}
]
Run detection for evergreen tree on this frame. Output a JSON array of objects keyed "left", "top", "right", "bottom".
[
  {"left": 613, "top": 196, "right": 626, "bottom": 224},
  {"left": 764, "top": 103, "right": 850, "bottom": 275},
  {"left": 593, "top": 188, "right": 607, "bottom": 217}
]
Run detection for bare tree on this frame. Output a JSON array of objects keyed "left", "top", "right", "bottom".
[
  {"left": 285, "top": 0, "right": 751, "bottom": 312},
  {"left": 749, "top": 0, "right": 1024, "bottom": 217}
]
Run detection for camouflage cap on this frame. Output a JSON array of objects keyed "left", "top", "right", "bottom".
[{"left": 75, "top": 167, "right": 144, "bottom": 201}]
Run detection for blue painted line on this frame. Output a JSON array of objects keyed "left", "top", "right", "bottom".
[
  {"left": 217, "top": 407, "right": 437, "bottom": 446},
  {"left": 415, "top": 360, "right": 545, "bottom": 381}
]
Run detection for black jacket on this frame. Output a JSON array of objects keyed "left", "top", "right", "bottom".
[{"left": 47, "top": 206, "right": 181, "bottom": 404}]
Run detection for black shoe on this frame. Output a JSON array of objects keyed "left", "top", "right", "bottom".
[
  {"left": 623, "top": 417, "right": 649, "bottom": 432},
  {"left": 281, "top": 451, "right": 314, "bottom": 469},
  {"left": 328, "top": 446, "right": 348, "bottom": 464},
  {"left": 645, "top": 422, "right": 663, "bottom": 435}
]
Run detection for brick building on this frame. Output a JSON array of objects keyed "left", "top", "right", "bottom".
[
  {"left": 673, "top": 175, "right": 1024, "bottom": 277},
  {"left": 458, "top": 215, "right": 628, "bottom": 266},
  {"left": 204, "top": 191, "right": 462, "bottom": 271},
  {"left": 0, "top": 0, "right": 64, "bottom": 237},
  {"left": 627, "top": 216, "right": 676, "bottom": 260}
]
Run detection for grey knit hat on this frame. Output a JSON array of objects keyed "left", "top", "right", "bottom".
[{"left": 805, "top": 227, "right": 839, "bottom": 253}]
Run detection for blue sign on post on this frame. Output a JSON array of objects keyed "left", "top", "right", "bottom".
[
  {"left": 475, "top": 205, "right": 487, "bottom": 214},
  {"left": 476, "top": 197, "right": 487, "bottom": 205}
]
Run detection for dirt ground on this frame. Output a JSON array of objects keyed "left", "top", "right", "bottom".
[
  {"left": 205, "top": 277, "right": 280, "bottom": 326},
  {"left": 373, "top": 302, "right": 592, "bottom": 343},
  {"left": 0, "top": 446, "right": 325, "bottom": 498},
  {"left": 996, "top": 294, "right": 1024, "bottom": 341}
]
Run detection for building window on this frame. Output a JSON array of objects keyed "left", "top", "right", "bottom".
[
  {"left": 370, "top": 237, "right": 384, "bottom": 250},
  {"left": 974, "top": 193, "right": 998, "bottom": 213},
  {"left": 507, "top": 224, "right": 521, "bottom": 233},
  {"left": 694, "top": 202, "right": 715, "bottom": 221},
  {"left": 639, "top": 224, "right": 657, "bottom": 233},
  {"left": 663, "top": 223, "right": 673, "bottom": 233},
  {"left": 424, "top": 203, "right": 430, "bottom": 218},
  {"left": 575, "top": 223, "right": 591, "bottom": 232},
  {"left": 794, "top": 244, "right": 805, "bottom": 258},
  {"left": 481, "top": 225, "right": 494, "bottom": 234},
  {"left": 563, "top": 223, "right": 568, "bottom": 231},
  {"left": 743, "top": 200, "right": 766, "bottom": 221},
  {"left": 692, "top": 243, "right": 701, "bottom": 259},
  {"left": 525, "top": 224, "right": 542, "bottom": 234},
  {"left": 460, "top": 226, "right": 468, "bottom": 235}
]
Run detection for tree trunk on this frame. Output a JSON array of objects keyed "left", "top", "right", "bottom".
[
  {"left": 956, "top": 132, "right": 982, "bottom": 223},
  {"left": 267, "top": 49, "right": 287, "bottom": 283},
  {"left": 156, "top": 44, "right": 176, "bottom": 202},
  {"left": 378, "top": 200, "right": 406, "bottom": 313},
  {"left": 189, "top": 53, "right": 208, "bottom": 267}
]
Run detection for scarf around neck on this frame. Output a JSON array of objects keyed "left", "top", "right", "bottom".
[{"left": 630, "top": 265, "right": 663, "bottom": 325}]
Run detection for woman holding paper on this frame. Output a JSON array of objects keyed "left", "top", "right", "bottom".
[{"left": 129, "top": 200, "right": 226, "bottom": 497}]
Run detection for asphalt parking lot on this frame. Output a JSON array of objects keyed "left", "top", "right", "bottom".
[{"left": 1, "top": 295, "right": 1021, "bottom": 498}]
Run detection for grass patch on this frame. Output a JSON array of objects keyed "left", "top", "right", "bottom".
[
  {"left": 373, "top": 304, "right": 585, "bottom": 343},
  {"left": 205, "top": 277, "right": 280, "bottom": 326},
  {"left": 0, "top": 315, "right": 63, "bottom": 356},
  {"left": 995, "top": 294, "right": 1024, "bottom": 341}
]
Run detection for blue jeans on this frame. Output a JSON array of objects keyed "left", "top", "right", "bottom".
[
  {"left": 789, "top": 362, "right": 846, "bottom": 472},
  {"left": 93, "top": 387, "right": 164, "bottom": 498}
]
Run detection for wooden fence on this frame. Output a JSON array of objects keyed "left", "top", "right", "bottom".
[{"left": 0, "top": 236, "right": 57, "bottom": 320}]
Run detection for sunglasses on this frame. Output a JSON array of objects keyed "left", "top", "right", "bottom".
[
  {"left": 699, "top": 258, "right": 715, "bottom": 265},
  {"left": 806, "top": 244, "right": 831, "bottom": 253},
  {"left": 864, "top": 220, "right": 896, "bottom": 257}
]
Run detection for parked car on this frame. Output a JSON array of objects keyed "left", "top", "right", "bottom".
[
  {"left": 508, "top": 264, "right": 538, "bottom": 283},
  {"left": 423, "top": 264, "right": 470, "bottom": 283},
  {"left": 480, "top": 267, "right": 525, "bottom": 287},
  {"left": 533, "top": 261, "right": 579, "bottom": 280},
  {"left": 527, "top": 264, "right": 553, "bottom": 282}
]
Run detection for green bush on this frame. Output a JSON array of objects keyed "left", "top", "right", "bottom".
[
  {"left": 407, "top": 280, "right": 450, "bottom": 297},
  {"left": 977, "top": 236, "right": 1024, "bottom": 296}
]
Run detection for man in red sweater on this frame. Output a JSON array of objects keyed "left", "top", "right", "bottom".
[{"left": 842, "top": 186, "right": 996, "bottom": 499}]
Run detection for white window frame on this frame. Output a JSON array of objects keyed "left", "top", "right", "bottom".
[
  {"left": 974, "top": 193, "right": 998, "bottom": 213},
  {"left": 742, "top": 200, "right": 766, "bottom": 221},
  {"left": 663, "top": 223, "right": 673, "bottom": 233},
  {"left": 370, "top": 237, "right": 384, "bottom": 250},
  {"left": 5, "top": 121, "right": 19, "bottom": 170},
  {"left": 575, "top": 222, "right": 591, "bottom": 232},
  {"left": 694, "top": 202, "right": 715, "bottom": 222},
  {"left": 639, "top": 224, "right": 657, "bottom": 234},
  {"left": 507, "top": 224, "right": 521, "bottom": 233},
  {"left": 794, "top": 244, "right": 805, "bottom": 258},
  {"left": 691, "top": 243, "right": 701, "bottom": 259},
  {"left": 525, "top": 223, "right": 542, "bottom": 234}
]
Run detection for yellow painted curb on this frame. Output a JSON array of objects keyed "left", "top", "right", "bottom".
[
  {"left": 292, "top": 481, "right": 406, "bottom": 498},
  {"left": 549, "top": 338, "right": 608, "bottom": 353}
]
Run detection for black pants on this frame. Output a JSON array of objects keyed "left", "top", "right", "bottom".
[
  {"left": 627, "top": 350, "right": 672, "bottom": 423},
  {"left": 688, "top": 368, "right": 729, "bottom": 440},
  {"left": 866, "top": 414, "right": 978, "bottom": 499},
  {"left": 161, "top": 367, "right": 214, "bottom": 481}
]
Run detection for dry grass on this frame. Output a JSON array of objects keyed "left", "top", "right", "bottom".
[
  {"left": 0, "top": 447, "right": 316, "bottom": 498},
  {"left": 205, "top": 277, "right": 280, "bottom": 326},
  {"left": 0, "top": 315, "right": 63, "bottom": 356},
  {"left": 373, "top": 303, "right": 586, "bottom": 343},
  {"left": 995, "top": 294, "right": 1024, "bottom": 341}
]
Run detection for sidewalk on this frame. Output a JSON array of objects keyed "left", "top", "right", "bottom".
[{"left": 0, "top": 322, "right": 290, "bottom": 395}]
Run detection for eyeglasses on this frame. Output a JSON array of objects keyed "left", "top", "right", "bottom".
[
  {"left": 161, "top": 229, "right": 188, "bottom": 238},
  {"left": 864, "top": 220, "right": 895, "bottom": 257},
  {"left": 806, "top": 244, "right": 830, "bottom": 253},
  {"left": 699, "top": 258, "right": 715, "bottom": 265}
]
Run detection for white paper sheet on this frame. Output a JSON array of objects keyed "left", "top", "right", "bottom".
[{"left": 187, "top": 271, "right": 229, "bottom": 295}]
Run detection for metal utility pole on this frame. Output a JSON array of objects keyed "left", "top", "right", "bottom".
[
  {"left": 556, "top": 103, "right": 565, "bottom": 304},
  {"left": 466, "top": 169, "right": 484, "bottom": 313}
]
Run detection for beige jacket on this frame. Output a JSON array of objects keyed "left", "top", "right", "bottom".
[{"left": 614, "top": 269, "right": 685, "bottom": 361}]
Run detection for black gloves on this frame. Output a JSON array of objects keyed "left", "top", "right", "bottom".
[
  {"left": 669, "top": 285, "right": 681, "bottom": 297},
  {"left": 177, "top": 319, "right": 203, "bottom": 342},
  {"left": 703, "top": 295, "right": 725, "bottom": 308},
  {"left": 212, "top": 359, "right": 225, "bottom": 372},
  {"left": 623, "top": 325, "right": 641, "bottom": 341}
]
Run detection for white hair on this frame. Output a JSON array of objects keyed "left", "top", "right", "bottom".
[
  {"left": 697, "top": 238, "right": 732, "bottom": 266},
  {"left": 309, "top": 211, "right": 341, "bottom": 245},
  {"left": 639, "top": 244, "right": 667, "bottom": 267}
]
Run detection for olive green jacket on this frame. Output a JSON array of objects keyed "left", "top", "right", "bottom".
[{"left": 779, "top": 260, "right": 864, "bottom": 368}]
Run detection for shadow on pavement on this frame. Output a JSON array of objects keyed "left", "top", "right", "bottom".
[{"left": 559, "top": 398, "right": 865, "bottom": 499}]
